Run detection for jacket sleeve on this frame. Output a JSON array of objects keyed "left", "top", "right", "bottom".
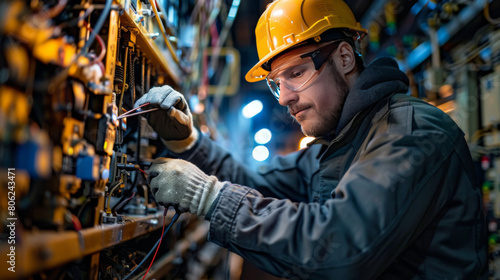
[
  {"left": 172, "top": 133, "right": 321, "bottom": 202},
  {"left": 206, "top": 130, "right": 478, "bottom": 279}
]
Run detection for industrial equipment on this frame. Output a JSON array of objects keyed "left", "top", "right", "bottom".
[{"left": 0, "top": 0, "right": 234, "bottom": 278}]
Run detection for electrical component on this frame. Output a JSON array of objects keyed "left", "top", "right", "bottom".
[
  {"left": 0, "top": 0, "right": 231, "bottom": 278},
  {"left": 76, "top": 154, "right": 99, "bottom": 181},
  {"left": 15, "top": 133, "right": 52, "bottom": 179}
]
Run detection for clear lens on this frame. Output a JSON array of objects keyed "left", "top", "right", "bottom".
[
  {"left": 267, "top": 78, "right": 281, "bottom": 100},
  {"left": 265, "top": 40, "right": 342, "bottom": 101},
  {"left": 266, "top": 59, "right": 317, "bottom": 100}
]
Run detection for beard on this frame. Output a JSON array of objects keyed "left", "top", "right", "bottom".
[{"left": 295, "top": 63, "right": 350, "bottom": 137}]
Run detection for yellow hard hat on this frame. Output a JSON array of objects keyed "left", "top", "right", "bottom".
[{"left": 245, "top": 0, "right": 367, "bottom": 83}]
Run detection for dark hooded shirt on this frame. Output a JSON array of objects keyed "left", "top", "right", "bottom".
[
  {"left": 172, "top": 57, "right": 487, "bottom": 279},
  {"left": 336, "top": 57, "right": 409, "bottom": 134}
]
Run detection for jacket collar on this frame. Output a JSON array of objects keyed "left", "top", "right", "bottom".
[
  {"left": 308, "top": 57, "right": 409, "bottom": 148},
  {"left": 336, "top": 57, "right": 409, "bottom": 135}
]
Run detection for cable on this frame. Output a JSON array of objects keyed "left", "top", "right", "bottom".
[
  {"left": 86, "top": 22, "right": 106, "bottom": 64},
  {"left": 106, "top": 181, "right": 122, "bottom": 214},
  {"left": 217, "top": 0, "right": 240, "bottom": 48},
  {"left": 112, "top": 192, "right": 136, "bottom": 213},
  {"left": 154, "top": 1, "right": 178, "bottom": 37},
  {"left": 142, "top": 214, "right": 167, "bottom": 280},
  {"left": 446, "top": 42, "right": 491, "bottom": 70},
  {"left": 70, "top": 213, "right": 82, "bottom": 231},
  {"left": 77, "top": 197, "right": 91, "bottom": 218},
  {"left": 82, "top": 21, "right": 106, "bottom": 73},
  {"left": 151, "top": 0, "right": 181, "bottom": 65},
  {"left": 207, "top": 0, "right": 240, "bottom": 77},
  {"left": 123, "top": 211, "right": 181, "bottom": 280},
  {"left": 484, "top": 1, "right": 500, "bottom": 25},
  {"left": 80, "top": 0, "right": 113, "bottom": 56}
]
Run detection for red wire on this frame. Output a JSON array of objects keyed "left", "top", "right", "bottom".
[
  {"left": 210, "top": 23, "right": 219, "bottom": 47},
  {"left": 142, "top": 214, "right": 166, "bottom": 280},
  {"left": 70, "top": 214, "right": 82, "bottom": 231},
  {"left": 139, "top": 168, "right": 148, "bottom": 176},
  {"left": 83, "top": 21, "right": 107, "bottom": 64}
]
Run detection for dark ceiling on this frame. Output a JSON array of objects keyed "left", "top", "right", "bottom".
[{"left": 345, "top": 0, "right": 376, "bottom": 21}]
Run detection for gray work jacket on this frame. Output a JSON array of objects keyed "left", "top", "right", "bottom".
[{"left": 175, "top": 62, "right": 487, "bottom": 279}]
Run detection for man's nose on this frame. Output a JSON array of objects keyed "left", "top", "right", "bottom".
[{"left": 278, "top": 87, "right": 298, "bottom": 107}]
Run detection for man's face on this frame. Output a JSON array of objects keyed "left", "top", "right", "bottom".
[{"left": 272, "top": 44, "right": 350, "bottom": 137}]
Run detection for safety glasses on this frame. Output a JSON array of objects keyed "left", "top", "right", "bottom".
[{"left": 266, "top": 40, "right": 342, "bottom": 100}]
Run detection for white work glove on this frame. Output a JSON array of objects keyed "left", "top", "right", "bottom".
[
  {"left": 148, "top": 158, "right": 223, "bottom": 216},
  {"left": 134, "top": 85, "right": 198, "bottom": 153}
]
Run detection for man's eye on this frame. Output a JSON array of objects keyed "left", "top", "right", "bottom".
[{"left": 290, "top": 70, "right": 304, "bottom": 79}]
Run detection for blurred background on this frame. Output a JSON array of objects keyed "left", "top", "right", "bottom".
[{"left": 1, "top": 0, "right": 500, "bottom": 279}]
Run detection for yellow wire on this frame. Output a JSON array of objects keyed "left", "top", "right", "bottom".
[
  {"left": 484, "top": 1, "right": 500, "bottom": 25},
  {"left": 150, "top": 0, "right": 181, "bottom": 65},
  {"left": 106, "top": 181, "right": 122, "bottom": 214}
]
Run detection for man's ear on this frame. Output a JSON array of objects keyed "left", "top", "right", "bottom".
[{"left": 335, "top": 41, "right": 356, "bottom": 75}]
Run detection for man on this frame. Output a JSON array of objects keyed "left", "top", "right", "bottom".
[{"left": 136, "top": 0, "right": 487, "bottom": 278}]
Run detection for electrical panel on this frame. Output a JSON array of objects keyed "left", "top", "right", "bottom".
[{"left": 0, "top": 0, "right": 232, "bottom": 279}]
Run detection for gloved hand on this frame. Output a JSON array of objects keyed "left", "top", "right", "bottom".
[
  {"left": 148, "top": 158, "right": 223, "bottom": 216},
  {"left": 134, "top": 85, "right": 198, "bottom": 153}
]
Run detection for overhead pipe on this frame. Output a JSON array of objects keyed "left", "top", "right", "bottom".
[{"left": 407, "top": 0, "right": 489, "bottom": 69}]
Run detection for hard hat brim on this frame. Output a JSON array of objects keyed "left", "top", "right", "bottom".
[{"left": 245, "top": 25, "right": 367, "bottom": 83}]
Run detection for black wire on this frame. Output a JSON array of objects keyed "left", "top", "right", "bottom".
[
  {"left": 111, "top": 187, "right": 132, "bottom": 213},
  {"left": 112, "top": 191, "right": 135, "bottom": 213},
  {"left": 122, "top": 212, "right": 181, "bottom": 280},
  {"left": 80, "top": 0, "right": 113, "bottom": 56},
  {"left": 77, "top": 197, "right": 91, "bottom": 218}
]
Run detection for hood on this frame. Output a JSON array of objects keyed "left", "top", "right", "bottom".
[{"left": 335, "top": 57, "right": 410, "bottom": 135}]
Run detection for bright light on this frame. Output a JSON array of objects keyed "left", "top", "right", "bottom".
[
  {"left": 299, "top": 137, "right": 315, "bottom": 149},
  {"left": 189, "top": 95, "right": 205, "bottom": 113},
  {"left": 189, "top": 95, "right": 199, "bottom": 108},
  {"left": 439, "top": 84, "right": 454, "bottom": 99},
  {"left": 200, "top": 125, "right": 210, "bottom": 134},
  {"left": 254, "top": 129, "right": 272, "bottom": 144},
  {"left": 242, "top": 100, "right": 263, "bottom": 118},
  {"left": 252, "top": 146, "right": 269, "bottom": 162}
]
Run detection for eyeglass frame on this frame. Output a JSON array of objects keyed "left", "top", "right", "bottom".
[{"left": 266, "top": 40, "right": 344, "bottom": 100}]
